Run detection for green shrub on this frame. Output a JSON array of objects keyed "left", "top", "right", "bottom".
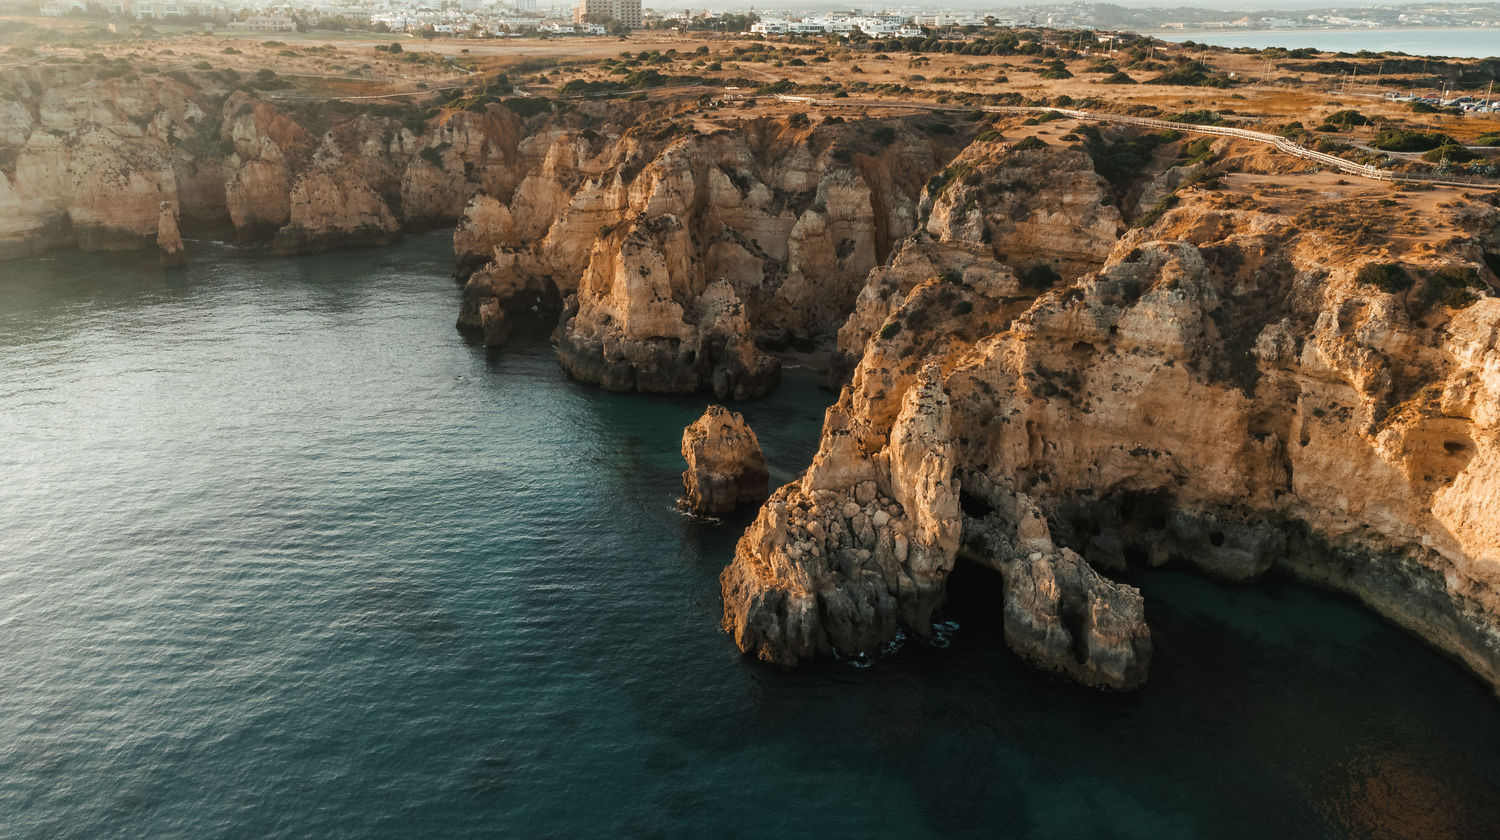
[
  {"left": 1135, "top": 193, "right": 1179, "bottom": 228},
  {"left": 1012, "top": 136, "right": 1047, "bottom": 151},
  {"left": 1323, "top": 109, "right": 1369, "bottom": 128},
  {"left": 1418, "top": 265, "right": 1485, "bottom": 311},
  {"left": 1020, "top": 263, "right": 1061, "bottom": 290},
  {"left": 1422, "top": 144, "right": 1480, "bottom": 163},
  {"left": 1370, "top": 129, "right": 1453, "bottom": 152},
  {"left": 1081, "top": 127, "right": 1177, "bottom": 196},
  {"left": 755, "top": 78, "right": 794, "bottom": 94},
  {"left": 502, "top": 97, "right": 552, "bottom": 117},
  {"left": 247, "top": 69, "right": 290, "bottom": 91},
  {"left": 1183, "top": 137, "right": 1216, "bottom": 163},
  {"left": 1148, "top": 61, "right": 1235, "bottom": 87},
  {"left": 1315, "top": 137, "right": 1352, "bottom": 154},
  {"left": 1167, "top": 109, "right": 1222, "bottom": 125},
  {"left": 1355, "top": 262, "right": 1412, "bottom": 293},
  {"left": 880, "top": 320, "right": 901, "bottom": 339},
  {"left": 1100, "top": 72, "right": 1136, "bottom": 84}
]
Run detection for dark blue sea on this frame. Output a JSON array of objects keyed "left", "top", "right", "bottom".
[{"left": 2, "top": 232, "right": 1498, "bottom": 839}]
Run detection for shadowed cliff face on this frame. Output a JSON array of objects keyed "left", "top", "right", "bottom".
[
  {"left": 0, "top": 65, "right": 527, "bottom": 259},
  {"left": 454, "top": 115, "right": 958, "bottom": 398},
  {"left": 722, "top": 168, "right": 1500, "bottom": 693}
]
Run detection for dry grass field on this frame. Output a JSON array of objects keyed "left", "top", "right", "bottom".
[{"left": 4, "top": 17, "right": 1497, "bottom": 180}]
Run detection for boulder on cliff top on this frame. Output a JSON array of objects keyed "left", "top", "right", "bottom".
[{"left": 680, "top": 406, "right": 769, "bottom": 516}]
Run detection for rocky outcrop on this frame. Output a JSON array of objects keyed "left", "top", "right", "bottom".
[
  {"left": 0, "top": 67, "right": 531, "bottom": 260},
  {"left": 156, "top": 201, "right": 184, "bottom": 267},
  {"left": 964, "top": 488, "right": 1151, "bottom": 690},
  {"left": 723, "top": 152, "right": 1500, "bottom": 694},
  {"left": 679, "top": 405, "right": 769, "bottom": 516},
  {"left": 455, "top": 118, "right": 955, "bottom": 395},
  {"left": 922, "top": 136, "right": 1122, "bottom": 278},
  {"left": 401, "top": 108, "right": 524, "bottom": 229},
  {"left": 827, "top": 135, "right": 1123, "bottom": 387},
  {"left": 0, "top": 66, "right": 971, "bottom": 396},
  {"left": 554, "top": 217, "right": 781, "bottom": 398},
  {"left": 272, "top": 170, "right": 400, "bottom": 255},
  {"left": 721, "top": 363, "right": 964, "bottom": 663}
]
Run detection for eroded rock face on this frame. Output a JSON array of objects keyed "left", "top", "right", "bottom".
[
  {"left": 964, "top": 488, "right": 1151, "bottom": 691},
  {"left": 721, "top": 363, "right": 963, "bottom": 663},
  {"left": 827, "top": 137, "right": 1123, "bottom": 388},
  {"left": 156, "top": 201, "right": 184, "bottom": 267},
  {"left": 922, "top": 138, "right": 1122, "bottom": 279},
  {"left": 554, "top": 217, "right": 780, "bottom": 398},
  {"left": 680, "top": 406, "right": 769, "bottom": 516},
  {"left": 0, "top": 68, "right": 531, "bottom": 260},
  {"left": 455, "top": 118, "right": 951, "bottom": 395},
  {"left": 722, "top": 155, "right": 1500, "bottom": 694}
]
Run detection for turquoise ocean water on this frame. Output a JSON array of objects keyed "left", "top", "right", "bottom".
[
  {"left": 1161, "top": 28, "right": 1499, "bottom": 59},
  {"left": 2, "top": 232, "right": 1499, "bottom": 838}
]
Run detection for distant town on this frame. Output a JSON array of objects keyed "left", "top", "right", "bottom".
[{"left": 5, "top": 0, "right": 1500, "bottom": 40}]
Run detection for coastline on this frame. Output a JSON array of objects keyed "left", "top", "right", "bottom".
[{"left": 1158, "top": 26, "right": 1500, "bottom": 58}]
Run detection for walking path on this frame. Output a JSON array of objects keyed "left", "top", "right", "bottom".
[{"left": 775, "top": 94, "right": 1500, "bottom": 189}]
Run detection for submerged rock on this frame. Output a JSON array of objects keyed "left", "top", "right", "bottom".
[{"left": 680, "top": 406, "right": 769, "bottom": 516}]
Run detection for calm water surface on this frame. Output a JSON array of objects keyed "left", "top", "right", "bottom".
[
  {"left": 2, "top": 232, "right": 1498, "bottom": 839},
  {"left": 1162, "top": 28, "right": 1499, "bottom": 59}
]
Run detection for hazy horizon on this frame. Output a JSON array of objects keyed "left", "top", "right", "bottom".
[{"left": 646, "top": 2, "right": 1495, "bottom": 14}]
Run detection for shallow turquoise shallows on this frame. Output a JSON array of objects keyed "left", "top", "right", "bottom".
[{"left": 2, "top": 232, "right": 1499, "bottom": 839}]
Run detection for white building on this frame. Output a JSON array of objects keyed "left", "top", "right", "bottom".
[
  {"left": 749, "top": 14, "right": 921, "bottom": 38},
  {"left": 239, "top": 15, "right": 297, "bottom": 31},
  {"left": 40, "top": 0, "right": 88, "bottom": 16},
  {"left": 573, "top": 0, "right": 639, "bottom": 29}
]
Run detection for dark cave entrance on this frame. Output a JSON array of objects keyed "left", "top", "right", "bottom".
[{"left": 940, "top": 557, "right": 1008, "bottom": 643}]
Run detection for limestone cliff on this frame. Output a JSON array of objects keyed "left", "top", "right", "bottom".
[
  {"left": 454, "top": 117, "right": 955, "bottom": 396},
  {"left": 828, "top": 135, "right": 1122, "bottom": 387},
  {"left": 724, "top": 159, "right": 1500, "bottom": 693},
  {"left": 0, "top": 66, "right": 525, "bottom": 259},
  {"left": 11, "top": 65, "right": 1500, "bottom": 694}
]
